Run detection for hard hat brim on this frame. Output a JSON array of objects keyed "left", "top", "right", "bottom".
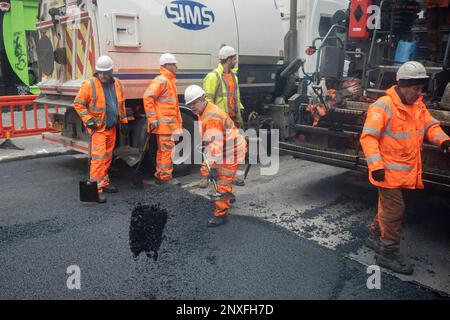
[
  {"left": 185, "top": 94, "right": 204, "bottom": 106},
  {"left": 95, "top": 67, "right": 113, "bottom": 72}
]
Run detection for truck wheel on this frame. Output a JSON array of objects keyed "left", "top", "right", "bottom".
[{"left": 173, "top": 111, "right": 196, "bottom": 176}]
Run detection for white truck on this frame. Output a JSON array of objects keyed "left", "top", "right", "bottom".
[
  {"left": 277, "top": 0, "right": 348, "bottom": 74},
  {"left": 35, "top": 0, "right": 285, "bottom": 161}
]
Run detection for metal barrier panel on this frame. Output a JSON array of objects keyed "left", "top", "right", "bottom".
[{"left": 0, "top": 95, "right": 59, "bottom": 139}]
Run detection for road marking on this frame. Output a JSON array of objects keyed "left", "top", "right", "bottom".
[{"left": 35, "top": 149, "right": 50, "bottom": 154}]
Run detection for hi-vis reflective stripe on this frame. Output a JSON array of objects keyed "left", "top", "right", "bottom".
[
  {"left": 366, "top": 154, "right": 382, "bottom": 164},
  {"left": 160, "top": 119, "right": 176, "bottom": 123},
  {"left": 156, "top": 163, "right": 172, "bottom": 169},
  {"left": 213, "top": 71, "right": 224, "bottom": 101},
  {"left": 74, "top": 98, "right": 88, "bottom": 107},
  {"left": 225, "top": 119, "right": 234, "bottom": 130},
  {"left": 160, "top": 145, "right": 174, "bottom": 150},
  {"left": 97, "top": 182, "right": 106, "bottom": 188},
  {"left": 385, "top": 163, "right": 412, "bottom": 171},
  {"left": 217, "top": 179, "right": 232, "bottom": 186},
  {"left": 371, "top": 100, "right": 392, "bottom": 117},
  {"left": 432, "top": 133, "right": 449, "bottom": 144},
  {"left": 91, "top": 153, "right": 113, "bottom": 160},
  {"left": 159, "top": 97, "right": 176, "bottom": 103},
  {"left": 146, "top": 111, "right": 156, "bottom": 117},
  {"left": 145, "top": 92, "right": 156, "bottom": 97},
  {"left": 204, "top": 112, "right": 227, "bottom": 122},
  {"left": 80, "top": 110, "right": 90, "bottom": 116},
  {"left": 222, "top": 71, "right": 239, "bottom": 115},
  {"left": 89, "top": 79, "right": 97, "bottom": 108},
  {"left": 116, "top": 78, "right": 125, "bottom": 98},
  {"left": 219, "top": 168, "right": 236, "bottom": 176},
  {"left": 155, "top": 76, "right": 167, "bottom": 86},
  {"left": 425, "top": 118, "right": 440, "bottom": 133},
  {"left": 383, "top": 124, "right": 411, "bottom": 139},
  {"left": 363, "top": 126, "right": 381, "bottom": 137},
  {"left": 89, "top": 106, "right": 104, "bottom": 113}
]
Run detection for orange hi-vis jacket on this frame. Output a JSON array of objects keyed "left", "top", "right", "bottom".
[
  {"left": 73, "top": 77, "right": 128, "bottom": 132},
  {"left": 199, "top": 102, "right": 247, "bottom": 168},
  {"left": 143, "top": 67, "right": 182, "bottom": 135},
  {"left": 360, "top": 86, "right": 450, "bottom": 189}
]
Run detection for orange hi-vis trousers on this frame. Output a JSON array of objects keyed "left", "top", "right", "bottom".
[
  {"left": 215, "top": 163, "right": 238, "bottom": 217},
  {"left": 90, "top": 126, "right": 116, "bottom": 193},
  {"left": 155, "top": 134, "right": 175, "bottom": 181}
]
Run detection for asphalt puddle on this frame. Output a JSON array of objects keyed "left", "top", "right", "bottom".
[{"left": 129, "top": 203, "right": 168, "bottom": 261}]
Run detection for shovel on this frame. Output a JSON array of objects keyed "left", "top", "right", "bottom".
[
  {"left": 79, "top": 133, "right": 99, "bottom": 202},
  {"left": 244, "top": 163, "right": 252, "bottom": 180},
  {"left": 114, "top": 129, "right": 142, "bottom": 167},
  {"left": 114, "top": 145, "right": 142, "bottom": 167},
  {"left": 130, "top": 132, "right": 152, "bottom": 189}
]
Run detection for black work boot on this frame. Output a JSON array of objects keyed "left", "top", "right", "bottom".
[
  {"left": 232, "top": 177, "right": 245, "bottom": 186},
  {"left": 376, "top": 252, "right": 414, "bottom": 275},
  {"left": 103, "top": 185, "right": 118, "bottom": 193},
  {"left": 97, "top": 193, "right": 107, "bottom": 204},
  {"left": 207, "top": 216, "right": 228, "bottom": 228},
  {"left": 366, "top": 233, "right": 381, "bottom": 253}
]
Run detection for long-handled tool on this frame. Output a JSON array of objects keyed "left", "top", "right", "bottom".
[
  {"left": 79, "top": 133, "right": 99, "bottom": 202},
  {"left": 114, "top": 123, "right": 144, "bottom": 168},
  {"left": 244, "top": 163, "right": 252, "bottom": 180},
  {"left": 202, "top": 151, "right": 236, "bottom": 201},
  {"left": 131, "top": 132, "right": 152, "bottom": 189}
]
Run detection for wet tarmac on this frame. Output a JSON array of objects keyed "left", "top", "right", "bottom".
[{"left": 0, "top": 155, "right": 445, "bottom": 299}]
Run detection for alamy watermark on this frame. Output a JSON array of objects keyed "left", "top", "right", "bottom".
[
  {"left": 66, "top": 265, "right": 81, "bottom": 290},
  {"left": 170, "top": 123, "right": 280, "bottom": 176},
  {"left": 367, "top": 265, "right": 381, "bottom": 290}
]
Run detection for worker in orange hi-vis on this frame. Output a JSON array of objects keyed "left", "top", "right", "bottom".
[
  {"left": 184, "top": 85, "right": 247, "bottom": 228},
  {"left": 143, "top": 53, "right": 183, "bottom": 186},
  {"left": 360, "top": 61, "right": 450, "bottom": 275},
  {"left": 200, "top": 45, "right": 246, "bottom": 188},
  {"left": 73, "top": 55, "right": 128, "bottom": 204}
]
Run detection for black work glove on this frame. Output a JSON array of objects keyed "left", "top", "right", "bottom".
[
  {"left": 120, "top": 123, "right": 128, "bottom": 136},
  {"left": 441, "top": 140, "right": 450, "bottom": 154},
  {"left": 371, "top": 169, "right": 385, "bottom": 182},
  {"left": 209, "top": 168, "right": 218, "bottom": 181},
  {"left": 85, "top": 118, "right": 97, "bottom": 130}
]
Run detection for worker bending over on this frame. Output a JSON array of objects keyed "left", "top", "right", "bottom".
[{"left": 184, "top": 85, "right": 247, "bottom": 227}]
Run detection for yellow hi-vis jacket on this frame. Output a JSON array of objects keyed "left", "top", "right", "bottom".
[{"left": 202, "top": 63, "right": 244, "bottom": 127}]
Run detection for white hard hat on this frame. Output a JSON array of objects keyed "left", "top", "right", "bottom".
[
  {"left": 184, "top": 85, "right": 205, "bottom": 105},
  {"left": 397, "top": 61, "right": 429, "bottom": 81},
  {"left": 219, "top": 45, "right": 237, "bottom": 60},
  {"left": 96, "top": 55, "right": 114, "bottom": 72},
  {"left": 160, "top": 53, "right": 177, "bottom": 66}
]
